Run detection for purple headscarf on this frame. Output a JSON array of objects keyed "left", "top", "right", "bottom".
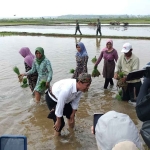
[
  {"left": 102, "top": 39, "right": 113, "bottom": 51},
  {"left": 76, "top": 42, "right": 88, "bottom": 57},
  {"left": 19, "top": 47, "right": 35, "bottom": 67}
]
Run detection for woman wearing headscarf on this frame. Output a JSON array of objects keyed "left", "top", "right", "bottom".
[
  {"left": 72, "top": 42, "right": 88, "bottom": 79},
  {"left": 19, "top": 47, "right": 38, "bottom": 92},
  {"left": 94, "top": 39, "right": 118, "bottom": 90},
  {"left": 21, "top": 47, "right": 53, "bottom": 102}
]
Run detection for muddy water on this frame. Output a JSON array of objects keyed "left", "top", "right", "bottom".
[
  {"left": 0, "top": 25, "right": 150, "bottom": 37},
  {"left": 0, "top": 36, "right": 149, "bottom": 150}
]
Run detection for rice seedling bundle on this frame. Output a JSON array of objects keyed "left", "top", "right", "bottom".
[{"left": 92, "top": 66, "right": 100, "bottom": 77}]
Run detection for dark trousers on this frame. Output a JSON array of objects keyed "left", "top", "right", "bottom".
[
  {"left": 122, "top": 81, "right": 142, "bottom": 101},
  {"left": 75, "top": 28, "right": 82, "bottom": 35},
  {"left": 45, "top": 92, "right": 73, "bottom": 132},
  {"left": 137, "top": 78, "right": 150, "bottom": 104},
  {"left": 104, "top": 78, "right": 114, "bottom": 89},
  {"left": 96, "top": 28, "right": 102, "bottom": 36}
]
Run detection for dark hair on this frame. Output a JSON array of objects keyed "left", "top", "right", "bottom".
[
  {"left": 76, "top": 44, "right": 80, "bottom": 48},
  {"left": 76, "top": 78, "right": 79, "bottom": 82}
]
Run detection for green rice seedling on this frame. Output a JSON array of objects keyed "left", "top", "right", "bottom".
[
  {"left": 91, "top": 56, "right": 97, "bottom": 63},
  {"left": 70, "top": 69, "right": 75, "bottom": 74},
  {"left": 13, "top": 66, "right": 23, "bottom": 82},
  {"left": 118, "top": 72, "right": 124, "bottom": 78},
  {"left": 39, "top": 80, "right": 46, "bottom": 91},
  {"left": 13, "top": 66, "right": 20, "bottom": 75},
  {"left": 118, "top": 89, "right": 122, "bottom": 96},
  {"left": 21, "top": 78, "right": 28, "bottom": 88},
  {"left": 115, "top": 94, "right": 122, "bottom": 101},
  {"left": 92, "top": 66, "right": 100, "bottom": 77}
]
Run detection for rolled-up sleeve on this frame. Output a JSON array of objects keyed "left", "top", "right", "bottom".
[{"left": 71, "top": 92, "right": 82, "bottom": 110}]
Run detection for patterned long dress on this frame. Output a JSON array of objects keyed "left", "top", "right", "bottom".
[
  {"left": 26, "top": 58, "right": 53, "bottom": 93},
  {"left": 25, "top": 62, "right": 38, "bottom": 92},
  {"left": 72, "top": 55, "right": 88, "bottom": 79}
]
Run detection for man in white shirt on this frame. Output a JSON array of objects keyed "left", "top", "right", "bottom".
[{"left": 45, "top": 73, "right": 92, "bottom": 136}]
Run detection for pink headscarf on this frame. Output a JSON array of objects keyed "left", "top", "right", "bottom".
[
  {"left": 19, "top": 47, "right": 35, "bottom": 68},
  {"left": 102, "top": 39, "right": 113, "bottom": 51}
]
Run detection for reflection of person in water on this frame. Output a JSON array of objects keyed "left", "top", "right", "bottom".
[
  {"left": 96, "top": 19, "right": 102, "bottom": 36},
  {"left": 75, "top": 37, "right": 82, "bottom": 44},
  {"left": 75, "top": 20, "right": 82, "bottom": 35},
  {"left": 96, "top": 38, "right": 101, "bottom": 50},
  {"left": 123, "top": 26, "right": 128, "bottom": 31}
]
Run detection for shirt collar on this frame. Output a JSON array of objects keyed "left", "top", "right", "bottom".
[
  {"left": 72, "top": 79, "right": 77, "bottom": 93},
  {"left": 124, "top": 53, "right": 134, "bottom": 61}
]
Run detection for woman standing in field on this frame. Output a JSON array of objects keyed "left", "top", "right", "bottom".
[
  {"left": 94, "top": 39, "right": 118, "bottom": 90},
  {"left": 72, "top": 42, "right": 88, "bottom": 79},
  {"left": 19, "top": 47, "right": 38, "bottom": 92},
  {"left": 21, "top": 47, "right": 53, "bottom": 102}
]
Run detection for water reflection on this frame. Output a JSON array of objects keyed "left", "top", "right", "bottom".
[
  {"left": 0, "top": 25, "right": 150, "bottom": 37},
  {"left": 109, "top": 26, "right": 128, "bottom": 31},
  {"left": 0, "top": 36, "right": 149, "bottom": 149},
  {"left": 122, "top": 26, "right": 128, "bottom": 31},
  {"left": 96, "top": 38, "right": 101, "bottom": 50},
  {"left": 75, "top": 37, "right": 82, "bottom": 44}
]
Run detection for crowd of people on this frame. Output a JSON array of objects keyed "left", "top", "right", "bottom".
[{"left": 18, "top": 39, "right": 150, "bottom": 149}]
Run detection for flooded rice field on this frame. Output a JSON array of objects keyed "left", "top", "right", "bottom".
[
  {"left": 0, "top": 36, "right": 149, "bottom": 150},
  {"left": 0, "top": 25, "right": 150, "bottom": 37}
]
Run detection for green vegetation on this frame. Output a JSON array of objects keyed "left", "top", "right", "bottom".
[
  {"left": 92, "top": 66, "right": 100, "bottom": 77},
  {"left": 1, "top": 31, "right": 150, "bottom": 40},
  {"left": 39, "top": 80, "right": 46, "bottom": 91},
  {"left": 70, "top": 69, "right": 75, "bottom": 74},
  {"left": 21, "top": 78, "right": 28, "bottom": 88},
  {"left": 13, "top": 66, "right": 23, "bottom": 83},
  {"left": 13, "top": 66, "right": 20, "bottom": 75},
  {"left": 118, "top": 72, "right": 124, "bottom": 79},
  {"left": 91, "top": 56, "right": 97, "bottom": 63},
  {"left": 115, "top": 89, "right": 122, "bottom": 101},
  {"left": 0, "top": 17, "right": 150, "bottom": 26}
]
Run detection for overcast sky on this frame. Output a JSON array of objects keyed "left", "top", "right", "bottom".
[{"left": 1, "top": 0, "right": 150, "bottom": 18}]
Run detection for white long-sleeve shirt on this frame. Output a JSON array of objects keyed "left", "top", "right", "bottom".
[{"left": 48, "top": 79, "right": 82, "bottom": 117}]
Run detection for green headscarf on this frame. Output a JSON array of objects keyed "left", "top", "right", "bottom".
[{"left": 35, "top": 47, "right": 45, "bottom": 65}]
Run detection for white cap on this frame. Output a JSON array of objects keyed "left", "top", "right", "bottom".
[
  {"left": 95, "top": 111, "right": 142, "bottom": 150},
  {"left": 121, "top": 43, "right": 132, "bottom": 53}
]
